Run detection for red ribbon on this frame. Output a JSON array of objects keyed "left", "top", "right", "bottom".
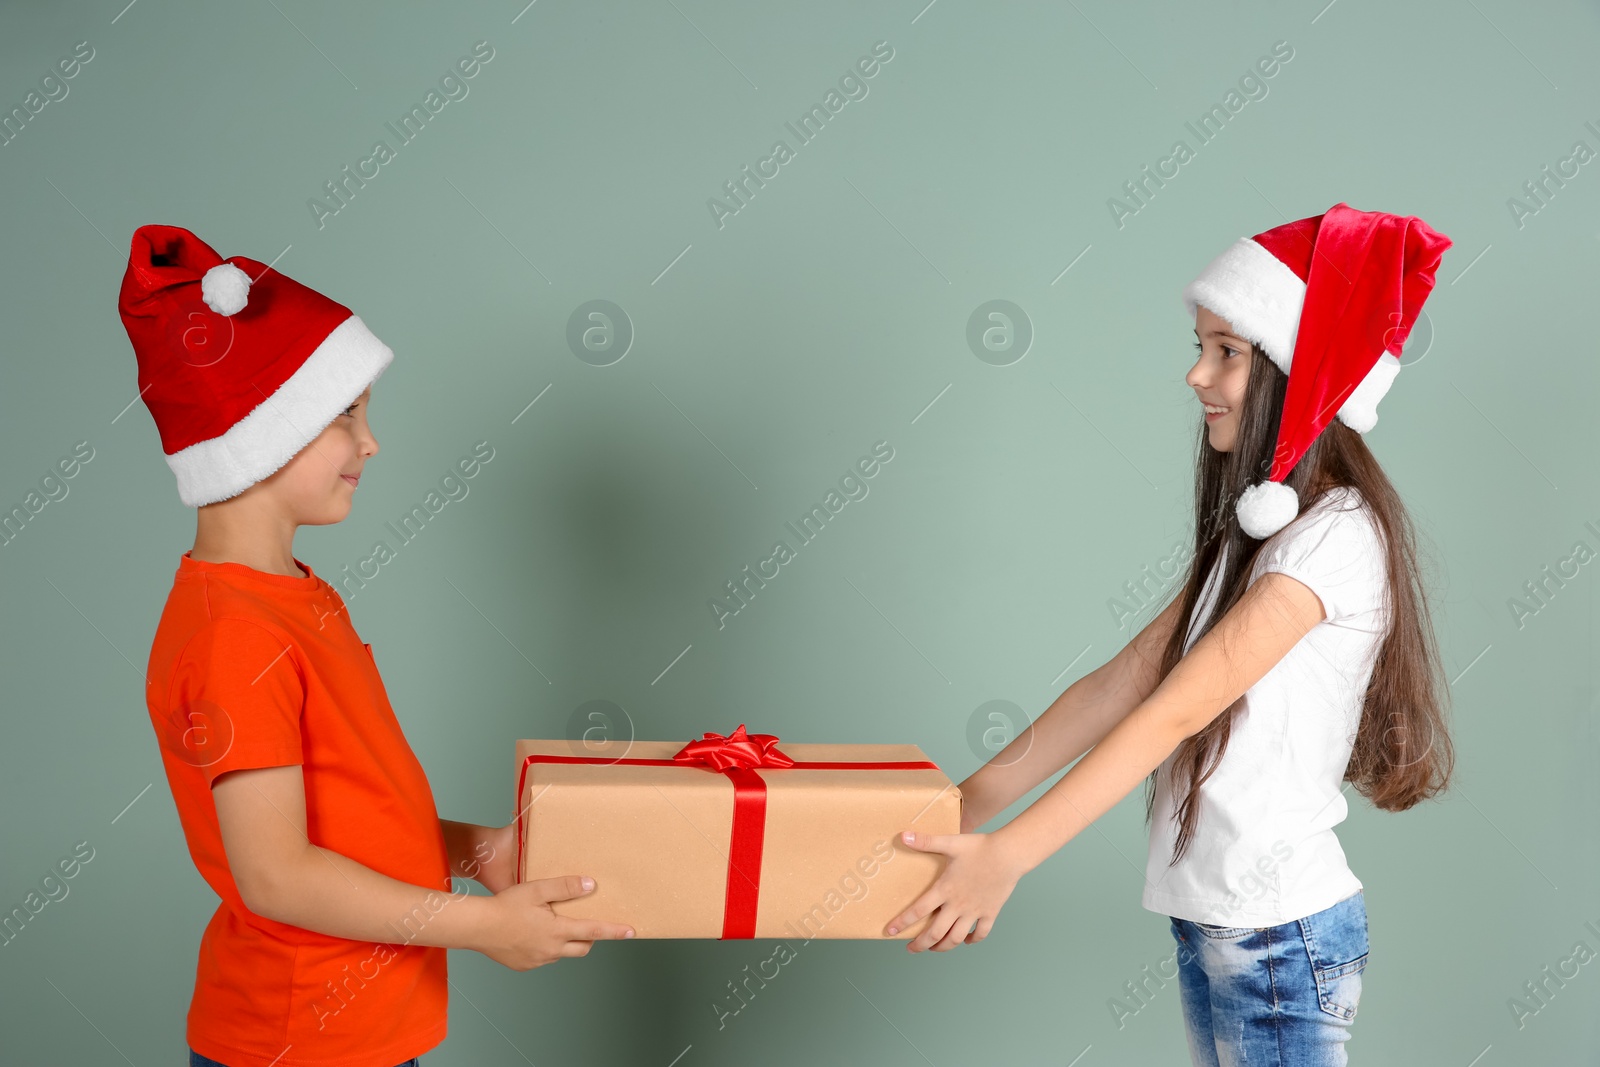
[{"left": 516, "top": 725, "right": 938, "bottom": 939}]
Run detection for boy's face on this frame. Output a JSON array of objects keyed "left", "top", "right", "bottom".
[{"left": 255, "top": 385, "right": 379, "bottom": 525}]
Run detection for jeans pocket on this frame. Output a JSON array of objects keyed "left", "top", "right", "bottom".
[
  {"left": 1298, "top": 892, "right": 1369, "bottom": 1021},
  {"left": 1190, "top": 920, "right": 1262, "bottom": 940}
]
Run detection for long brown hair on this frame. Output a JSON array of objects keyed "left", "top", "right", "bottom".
[{"left": 1145, "top": 341, "right": 1454, "bottom": 866}]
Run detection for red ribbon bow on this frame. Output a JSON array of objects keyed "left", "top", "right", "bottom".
[{"left": 671, "top": 723, "right": 795, "bottom": 772}]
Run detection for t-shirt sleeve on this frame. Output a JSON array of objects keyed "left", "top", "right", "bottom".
[
  {"left": 164, "top": 617, "right": 306, "bottom": 787},
  {"left": 1252, "top": 497, "right": 1383, "bottom": 625}
]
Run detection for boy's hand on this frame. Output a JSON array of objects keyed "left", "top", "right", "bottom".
[
  {"left": 474, "top": 876, "right": 634, "bottom": 971},
  {"left": 884, "top": 831, "right": 1028, "bottom": 952}
]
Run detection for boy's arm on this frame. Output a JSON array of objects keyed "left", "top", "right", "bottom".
[
  {"left": 440, "top": 818, "right": 505, "bottom": 890},
  {"left": 214, "top": 765, "right": 495, "bottom": 949},
  {"left": 214, "top": 765, "right": 634, "bottom": 968},
  {"left": 959, "top": 594, "right": 1185, "bottom": 832}
]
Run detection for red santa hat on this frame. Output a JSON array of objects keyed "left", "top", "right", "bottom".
[
  {"left": 117, "top": 224, "right": 394, "bottom": 507},
  {"left": 1181, "top": 202, "right": 1452, "bottom": 538}
]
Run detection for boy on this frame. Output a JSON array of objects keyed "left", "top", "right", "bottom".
[{"left": 120, "top": 224, "right": 633, "bottom": 1067}]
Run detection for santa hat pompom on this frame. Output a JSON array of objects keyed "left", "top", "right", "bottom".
[
  {"left": 201, "top": 263, "right": 251, "bottom": 316},
  {"left": 1236, "top": 479, "right": 1299, "bottom": 539}
]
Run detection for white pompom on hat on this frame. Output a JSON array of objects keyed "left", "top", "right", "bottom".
[
  {"left": 200, "top": 262, "right": 252, "bottom": 316},
  {"left": 1181, "top": 202, "right": 1453, "bottom": 539}
]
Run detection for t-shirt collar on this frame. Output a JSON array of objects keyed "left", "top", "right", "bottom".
[{"left": 178, "top": 550, "right": 323, "bottom": 591}]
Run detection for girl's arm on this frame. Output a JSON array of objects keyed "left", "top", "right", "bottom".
[
  {"left": 960, "top": 595, "right": 1185, "bottom": 833},
  {"left": 889, "top": 570, "right": 1327, "bottom": 951},
  {"left": 993, "top": 570, "right": 1323, "bottom": 871}
]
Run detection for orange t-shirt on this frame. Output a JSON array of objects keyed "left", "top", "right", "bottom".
[{"left": 145, "top": 551, "right": 451, "bottom": 1067}]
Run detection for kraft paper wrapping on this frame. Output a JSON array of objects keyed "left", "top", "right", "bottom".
[{"left": 514, "top": 738, "right": 963, "bottom": 939}]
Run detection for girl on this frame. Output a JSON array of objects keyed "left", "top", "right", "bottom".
[{"left": 888, "top": 204, "right": 1455, "bottom": 1066}]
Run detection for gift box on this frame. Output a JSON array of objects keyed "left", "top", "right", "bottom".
[{"left": 514, "top": 726, "right": 963, "bottom": 939}]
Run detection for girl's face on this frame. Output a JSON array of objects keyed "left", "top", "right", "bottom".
[
  {"left": 259, "top": 385, "right": 380, "bottom": 525},
  {"left": 1186, "top": 305, "right": 1252, "bottom": 453}
]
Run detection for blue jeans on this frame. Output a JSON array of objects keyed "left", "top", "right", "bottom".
[
  {"left": 1169, "top": 890, "right": 1368, "bottom": 1067},
  {"left": 188, "top": 1051, "right": 418, "bottom": 1067}
]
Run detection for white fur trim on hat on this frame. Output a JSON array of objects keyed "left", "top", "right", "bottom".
[
  {"left": 201, "top": 263, "right": 252, "bottom": 316},
  {"left": 1335, "top": 352, "right": 1399, "bottom": 434},
  {"left": 1184, "top": 238, "right": 1398, "bottom": 436},
  {"left": 1236, "top": 479, "right": 1299, "bottom": 539},
  {"left": 165, "top": 314, "right": 394, "bottom": 507},
  {"left": 1182, "top": 237, "right": 1304, "bottom": 376}
]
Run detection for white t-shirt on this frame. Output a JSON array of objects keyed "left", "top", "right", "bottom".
[{"left": 1140, "top": 485, "right": 1390, "bottom": 927}]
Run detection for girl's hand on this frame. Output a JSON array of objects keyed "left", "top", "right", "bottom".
[{"left": 884, "top": 830, "right": 1029, "bottom": 952}]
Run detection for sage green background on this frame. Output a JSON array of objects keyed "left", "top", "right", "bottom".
[{"left": 2, "top": 0, "right": 1597, "bottom": 1064}]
